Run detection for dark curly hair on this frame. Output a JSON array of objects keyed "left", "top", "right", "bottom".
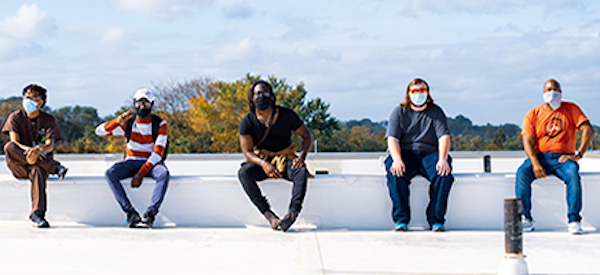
[{"left": 22, "top": 84, "right": 48, "bottom": 108}]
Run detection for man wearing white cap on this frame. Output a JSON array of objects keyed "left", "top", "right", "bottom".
[{"left": 95, "top": 88, "right": 169, "bottom": 228}]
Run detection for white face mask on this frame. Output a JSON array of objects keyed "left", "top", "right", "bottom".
[
  {"left": 543, "top": 90, "right": 562, "bottom": 110},
  {"left": 410, "top": 92, "right": 428, "bottom": 107}
]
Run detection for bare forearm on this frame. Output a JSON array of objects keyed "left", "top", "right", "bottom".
[
  {"left": 438, "top": 135, "right": 450, "bottom": 161},
  {"left": 299, "top": 134, "right": 312, "bottom": 160},
  {"left": 387, "top": 137, "right": 402, "bottom": 162},
  {"left": 523, "top": 136, "right": 540, "bottom": 165},
  {"left": 578, "top": 124, "right": 594, "bottom": 154}
]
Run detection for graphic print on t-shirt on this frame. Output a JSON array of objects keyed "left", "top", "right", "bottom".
[{"left": 544, "top": 117, "right": 563, "bottom": 139}]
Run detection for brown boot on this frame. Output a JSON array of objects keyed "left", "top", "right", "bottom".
[
  {"left": 263, "top": 210, "right": 281, "bottom": 230},
  {"left": 280, "top": 211, "right": 299, "bottom": 232}
]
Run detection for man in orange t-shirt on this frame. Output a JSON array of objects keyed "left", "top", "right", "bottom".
[{"left": 516, "top": 79, "right": 594, "bottom": 234}]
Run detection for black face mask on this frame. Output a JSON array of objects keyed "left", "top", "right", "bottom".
[
  {"left": 135, "top": 107, "right": 152, "bottom": 118},
  {"left": 254, "top": 95, "right": 272, "bottom": 111}
]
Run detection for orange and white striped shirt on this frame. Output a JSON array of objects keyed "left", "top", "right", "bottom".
[{"left": 95, "top": 116, "right": 168, "bottom": 176}]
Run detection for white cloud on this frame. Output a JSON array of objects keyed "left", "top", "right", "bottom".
[
  {"left": 218, "top": 0, "right": 255, "bottom": 19},
  {"left": 297, "top": 45, "right": 341, "bottom": 62},
  {"left": 101, "top": 27, "right": 127, "bottom": 46},
  {"left": 108, "top": 0, "right": 215, "bottom": 20},
  {"left": 0, "top": 4, "right": 55, "bottom": 60},
  {"left": 395, "top": 0, "right": 586, "bottom": 16},
  {"left": 0, "top": 4, "right": 57, "bottom": 39},
  {"left": 213, "top": 38, "right": 261, "bottom": 63},
  {"left": 280, "top": 17, "right": 325, "bottom": 42}
]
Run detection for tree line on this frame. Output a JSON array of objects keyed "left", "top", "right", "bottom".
[{"left": 1, "top": 74, "right": 599, "bottom": 154}]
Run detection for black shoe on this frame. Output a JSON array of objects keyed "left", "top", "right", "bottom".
[
  {"left": 263, "top": 210, "right": 281, "bottom": 230},
  {"left": 141, "top": 210, "right": 157, "bottom": 228},
  {"left": 126, "top": 209, "right": 141, "bottom": 228},
  {"left": 280, "top": 212, "right": 299, "bottom": 232},
  {"left": 56, "top": 165, "right": 68, "bottom": 180},
  {"left": 31, "top": 210, "right": 50, "bottom": 228}
]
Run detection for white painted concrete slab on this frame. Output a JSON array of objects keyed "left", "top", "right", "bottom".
[
  {"left": 1, "top": 221, "right": 599, "bottom": 275},
  {"left": 1, "top": 152, "right": 600, "bottom": 274}
]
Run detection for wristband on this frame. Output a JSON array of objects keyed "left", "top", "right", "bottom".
[{"left": 574, "top": 151, "right": 583, "bottom": 158}]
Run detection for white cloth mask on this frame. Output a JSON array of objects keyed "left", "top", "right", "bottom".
[
  {"left": 410, "top": 92, "right": 428, "bottom": 107},
  {"left": 543, "top": 90, "right": 562, "bottom": 110}
]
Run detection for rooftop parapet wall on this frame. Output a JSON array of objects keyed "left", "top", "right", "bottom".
[{"left": 1, "top": 152, "right": 599, "bottom": 231}]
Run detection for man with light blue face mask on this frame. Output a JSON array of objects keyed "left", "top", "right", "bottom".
[
  {"left": 2, "top": 84, "right": 68, "bottom": 228},
  {"left": 516, "top": 79, "right": 594, "bottom": 234},
  {"left": 384, "top": 78, "right": 454, "bottom": 232}
]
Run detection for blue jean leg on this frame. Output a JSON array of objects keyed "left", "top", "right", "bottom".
[
  {"left": 515, "top": 158, "right": 536, "bottom": 220},
  {"left": 419, "top": 152, "right": 454, "bottom": 226},
  {"left": 105, "top": 160, "right": 142, "bottom": 213},
  {"left": 548, "top": 156, "right": 582, "bottom": 222},
  {"left": 385, "top": 153, "right": 420, "bottom": 224},
  {"left": 105, "top": 160, "right": 170, "bottom": 214},
  {"left": 146, "top": 163, "right": 170, "bottom": 213},
  {"left": 516, "top": 153, "right": 582, "bottom": 222}
]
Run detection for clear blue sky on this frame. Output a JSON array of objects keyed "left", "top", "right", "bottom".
[{"left": 1, "top": 0, "right": 599, "bottom": 125}]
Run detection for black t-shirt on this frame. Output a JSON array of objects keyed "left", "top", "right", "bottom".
[
  {"left": 239, "top": 106, "right": 304, "bottom": 152},
  {"left": 385, "top": 103, "right": 450, "bottom": 152}
]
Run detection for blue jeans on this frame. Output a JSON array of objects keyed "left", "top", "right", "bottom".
[
  {"left": 105, "top": 160, "right": 170, "bottom": 214},
  {"left": 515, "top": 152, "right": 582, "bottom": 222},
  {"left": 385, "top": 151, "right": 454, "bottom": 226}
]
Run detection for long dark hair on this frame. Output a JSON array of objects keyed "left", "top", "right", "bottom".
[
  {"left": 248, "top": 80, "right": 276, "bottom": 113},
  {"left": 400, "top": 78, "right": 434, "bottom": 111}
]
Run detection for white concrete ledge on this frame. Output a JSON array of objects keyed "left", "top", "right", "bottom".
[{"left": 1, "top": 152, "right": 599, "bottom": 231}]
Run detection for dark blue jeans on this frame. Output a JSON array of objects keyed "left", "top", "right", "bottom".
[
  {"left": 105, "top": 159, "right": 170, "bottom": 214},
  {"left": 515, "top": 152, "right": 582, "bottom": 222},
  {"left": 238, "top": 160, "right": 308, "bottom": 214},
  {"left": 385, "top": 151, "right": 454, "bottom": 226}
]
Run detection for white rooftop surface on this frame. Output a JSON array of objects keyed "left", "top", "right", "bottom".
[
  {"left": 1, "top": 152, "right": 600, "bottom": 274},
  {"left": 1, "top": 222, "right": 599, "bottom": 275}
]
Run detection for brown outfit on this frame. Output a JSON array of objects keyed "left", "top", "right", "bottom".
[{"left": 2, "top": 109, "right": 62, "bottom": 217}]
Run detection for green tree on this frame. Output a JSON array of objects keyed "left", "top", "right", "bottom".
[
  {"left": 493, "top": 128, "right": 507, "bottom": 150},
  {"left": 0, "top": 96, "right": 21, "bottom": 154}
]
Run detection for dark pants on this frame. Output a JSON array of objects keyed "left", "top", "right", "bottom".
[
  {"left": 385, "top": 151, "right": 454, "bottom": 226},
  {"left": 238, "top": 160, "right": 308, "bottom": 214},
  {"left": 516, "top": 152, "right": 582, "bottom": 222},
  {"left": 104, "top": 159, "right": 170, "bottom": 214},
  {"left": 4, "top": 141, "right": 60, "bottom": 218}
]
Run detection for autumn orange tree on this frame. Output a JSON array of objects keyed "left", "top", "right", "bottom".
[{"left": 185, "top": 74, "right": 340, "bottom": 153}]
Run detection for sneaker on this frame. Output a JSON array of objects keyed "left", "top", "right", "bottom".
[
  {"left": 568, "top": 221, "right": 582, "bottom": 235},
  {"left": 141, "top": 210, "right": 157, "bottom": 228},
  {"left": 56, "top": 165, "right": 68, "bottom": 180},
  {"left": 31, "top": 210, "right": 50, "bottom": 228},
  {"left": 431, "top": 223, "right": 445, "bottom": 232},
  {"left": 280, "top": 212, "right": 299, "bottom": 232},
  {"left": 126, "top": 209, "right": 141, "bottom": 228},
  {"left": 394, "top": 222, "right": 408, "bottom": 232},
  {"left": 522, "top": 216, "right": 535, "bottom": 232}
]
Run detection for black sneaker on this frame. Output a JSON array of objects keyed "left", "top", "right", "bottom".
[
  {"left": 141, "top": 210, "right": 157, "bottom": 228},
  {"left": 56, "top": 165, "right": 68, "bottom": 180},
  {"left": 126, "top": 209, "right": 141, "bottom": 228},
  {"left": 31, "top": 210, "right": 50, "bottom": 228}
]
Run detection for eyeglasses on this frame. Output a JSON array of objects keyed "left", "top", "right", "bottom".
[
  {"left": 134, "top": 100, "right": 152, "bottom": 108},
  {"left": 410, "top": 88, "right": 428, "bottom": 94}
]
